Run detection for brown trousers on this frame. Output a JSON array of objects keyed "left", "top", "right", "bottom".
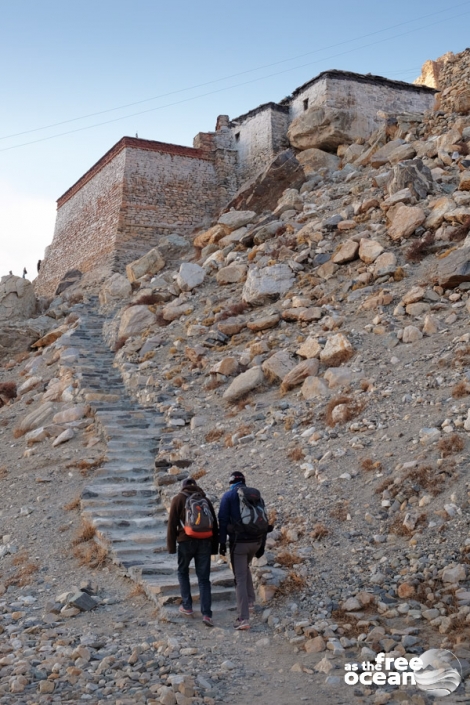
[{"left": 231, "top": 541, "right": 260, "bottom": 621}]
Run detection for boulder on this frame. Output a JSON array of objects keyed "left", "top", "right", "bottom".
[
  {"left": 217, "top": 317, "right": 246, "bottom": 336},
  {"left": 55, "top": 269, "right": 82, "bottom": 295},
  {"left": 118, "top": 305, "right": 155, "bottom": 338},
  {"left": 296, "top": 337, "right": 322, "bottom": 359},
  {"left": 242, "top": 265, "right": 295, "bottom": 306},
  {"left": 438, "top": 247, "right": 470, "bottom": 288},
  {"left": 0, "top": 317, "right": 55, "bottom": 360},
  {"left": 274, "top": 189, "right": 303, "bottom": 215},
  {"left": 218, "top": 210, "right": 256, "bottom": 231},
  {"left": 0, "top": 275, "right": 36, "bottom": 322},
  {"left": 387, "top": 205, "right": 426, "bottom": 240},
  {"left": 223, "top": 366, "right": 265, "bottom": 402},
  {"left": 52, "top": 428, "right": 75, "bottom": 447},
  {"left": 281, "top": 359, "right": 320, "bottom": 391},
  {"left": 369, "top": 139, "right": 405, "bottom": 168},
  {"left": 425, "top": 196, "right": 455, "bottom": 229},
  {"left": 99, "top": 273, "right": 132, "bottom": 305},
  {"left": 216, "top": 265, "right": 247, "bottom": 285},
  {"left": 402, "top": 325, "right": 423, "bottom": 343},
  {"left": 18, "top": 402, "right": 57, "bottom": 434},
  {"left": 262, "top": 350, "right": 295, "bottom": 383},
  {"left": 176, "top": 263, "right": 205, "bottom": 292},
  {"left": 126, "top": 248, "right": 165, "bottom": 283},
  {"left": 459, "top": 171, "right": 470, "bottom": 191},
  {"left": 210, "top": 357, "right": 239, "bottom": 376},
  {"left": 324, "top": 367, "right": 353, "bottom": 389},
  {"left": 387, "top": 143, "right": 417, "bottom": 165},
  {"left": 246, "top": 313, "right": 280, "bottom": 332},
  {"left": 296, "top": 148, "right": 340, "bottom": 175},
  {"left": 301, "top": 376, "right": 329, "bottom": 400},
  {"left": 288, "top": 106, "right": 365, "bottom": 152},
  {"left": 373, "top": 252, "right": 397, "bottom": 277},
  {"left": 442, "top": 565, "right": 466, "bottom": 583},
  {"left": 320, "top": 333, "right": 354, "bottom": 367},
  {"left": 193, "top": 224, "right": 228, "bottom": 248},
  {"left": 162, "top": 302, "right": 194, "bottom": 322},
  {"left": 387, "top": 159, "right": 433, "bottom": 200},
  {"left": 53, "top": 404, "right": 89, "bottom": 424},
  {"left": 252, "top": 221, "right": 283, "bottom": 246},
  {"left": 31, "top": 324, "right": 68, "bottom": 349},
  {"left": 224, "top": 149, "right": 306, "bottom": 213},
  {"left": 358, "top": 239, "right": 384, "bottom": 264},
  {"left": 332, "top": 239, "right": 359, "bottom": 264}
]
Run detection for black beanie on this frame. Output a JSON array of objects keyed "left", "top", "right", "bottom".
[
  {"left": 182, "top": 478, "right": 196, "bottom": 489},
  {"left": 229, "top": 471, "right": 246, "bottom": 485}
]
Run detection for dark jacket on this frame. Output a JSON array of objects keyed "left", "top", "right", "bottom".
[
  {"left": 167, "top": 484, "right": 218, "bottom": 555},
  {"left": 218, "top": 482, "right": 262, "bottom": 545}
]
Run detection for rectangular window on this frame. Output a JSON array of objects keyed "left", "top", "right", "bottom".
[
  {"left": 303, "top": 98, "right": 309, "bottom": 111},
  {"left": 235, "top": 132, "right": 240, "bottom": 142}
]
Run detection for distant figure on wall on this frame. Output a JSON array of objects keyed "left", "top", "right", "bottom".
[
  {"left": 37, "top": 260, "right": 41, "bottom": 273},
  {"left": 9, "top": 271, "right": 12, "bottom": 275},
  {"left": 22, "top": 268, "right": 27, "bottom": 278}
]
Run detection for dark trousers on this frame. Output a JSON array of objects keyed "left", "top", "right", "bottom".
[
  {"left": 231, "top": 541, "right": 260, "bottom": 621},
  {"left": 177, "top": 539, "right": 212, "bottom": 617}
]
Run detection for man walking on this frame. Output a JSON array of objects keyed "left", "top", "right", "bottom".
[
  {"left": 218, "top": 472, "right": 269, "bottom": 631},
  {"left": 167, "top": 478, "right": 218, "bottom": 627}
]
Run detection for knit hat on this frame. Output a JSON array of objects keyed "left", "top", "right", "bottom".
[
  {"left": 229, "top": 471, "right": 246, "bottom": 485},
  {"left": 181, "top": 477, "right": 196, "bottom": 489}
]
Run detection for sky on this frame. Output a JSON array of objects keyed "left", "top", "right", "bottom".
[{"left": 1, "top": 0, "right": 470, "bottom": 281}]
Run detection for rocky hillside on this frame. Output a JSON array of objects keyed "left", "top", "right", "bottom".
[{"left": 2, "top": 47, "right": 470, "bottom": 703}]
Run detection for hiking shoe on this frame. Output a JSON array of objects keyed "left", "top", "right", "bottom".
[
  {"left": 234, "top": 619, "right": 250, "bottom": 630},
  {"left": 179, "top": 605, "right": 193, "bottom": 616},
  {"left": 202, "top": 615, "right": 214, "bottom": 627}
]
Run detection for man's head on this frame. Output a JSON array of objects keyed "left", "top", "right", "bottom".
[
  {"left": 181, "top": 477, "right": 196, "bottom": 489},
  {"left": 229, "top": 471, "right": 246, "bottom": 486}
]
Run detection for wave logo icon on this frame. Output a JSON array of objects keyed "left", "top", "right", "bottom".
[{"left": 414, "top": 649, "right": 462, "bottom": 697}]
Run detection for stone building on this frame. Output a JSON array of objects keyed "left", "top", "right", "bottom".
[{"left": 35, "top": 70, "right": 435, "bottom": 296}]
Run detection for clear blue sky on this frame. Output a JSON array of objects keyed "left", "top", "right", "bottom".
[{"left": 1, "top": 0, "right": 469, "bottom": 279}]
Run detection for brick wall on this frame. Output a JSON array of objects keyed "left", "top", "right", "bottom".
[
  {"left": 35, "top": 149, "right": 126, "bottom": 297},
  {"left": 35, "top": 139, "right": 220, "bottom": 296}
]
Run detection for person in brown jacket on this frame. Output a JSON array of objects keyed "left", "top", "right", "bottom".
[{"left": 167, "top": 478, "right": 218, "bottom": 627}]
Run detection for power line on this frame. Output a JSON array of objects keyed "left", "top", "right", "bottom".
[
  {"left": 1, "top": 8, "right": 467, "bottom": 153},
  {"left": 0, "top": 0, "right": 468, "bottom": 143}
]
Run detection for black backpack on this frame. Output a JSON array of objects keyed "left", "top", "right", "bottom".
[
  {"left": 234, "top": 486, "right": 270, "bottom": 537},
  {"left": 181, "top": 491, "right": 214, "bottom": 539}
]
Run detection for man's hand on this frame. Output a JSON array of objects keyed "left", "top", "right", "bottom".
[{"left": 219, "top": 543, "right": 226, "bottom": 557}]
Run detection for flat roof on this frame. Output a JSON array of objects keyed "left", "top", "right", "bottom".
[
  {"left": 280, "top": 69, "right": 437, "bottom": 103},
  {"left": 230, "top": 101, "right": 290, "bottom": 127},
  {"left": 57, "top": 136, "right": 212, "bottom": 208}
]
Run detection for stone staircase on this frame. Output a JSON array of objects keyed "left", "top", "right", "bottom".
[{"left": 66, "top": 296, "right": 235, "bottom": 613}]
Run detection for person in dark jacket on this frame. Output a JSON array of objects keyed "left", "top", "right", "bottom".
[
  {"left": 167, "top": 478, "right": 218, "bottom": 627},
  {"left": 218, "top": 471, "right": 265, "bottom": 630}
]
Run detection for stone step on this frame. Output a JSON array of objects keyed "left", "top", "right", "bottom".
[
  {"left": 81, "top": 501, "right": 158, "bottom": 516},
  {"left": 104, "top": 528, "right": 167, "bottom": 545},
  {"left": 153, "top": 585, "right": 236, "bottom": 606},
  {"left": 82, "top": 483, "right": 157, "bottom": 499},
  {"left": 92, "top": 516, "right": 166, "bottom": 531}
]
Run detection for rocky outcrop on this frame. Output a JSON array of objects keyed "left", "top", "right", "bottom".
[
  {"left": 224, "top": 149, "right": 305, "bottom": 213},
  {"left": 0, "top": 275, "right": 36, "bottom": 321},
  {"left": 288, "top": 107, "right": 362, "bottom": 152}
]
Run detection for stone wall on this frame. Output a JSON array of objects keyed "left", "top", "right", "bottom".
[
  {"left": 35, "top": 148, "right": 126, "bottom": 297},
  {"left": 35, "top": 138, "right": 220, "bottom": 296},
  {"left": 289, "top": 72, "right": 436, "bottom": 138},
  {"left": 229, "top": 104, "right": 290, "bottom": 184}
]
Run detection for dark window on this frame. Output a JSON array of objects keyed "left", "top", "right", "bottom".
[
  {"left": 235, "top": 132, "right": 240, "bottom": 142},
  {"left": 303, "top": 98, "right": 309, "bottom": 111}
]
